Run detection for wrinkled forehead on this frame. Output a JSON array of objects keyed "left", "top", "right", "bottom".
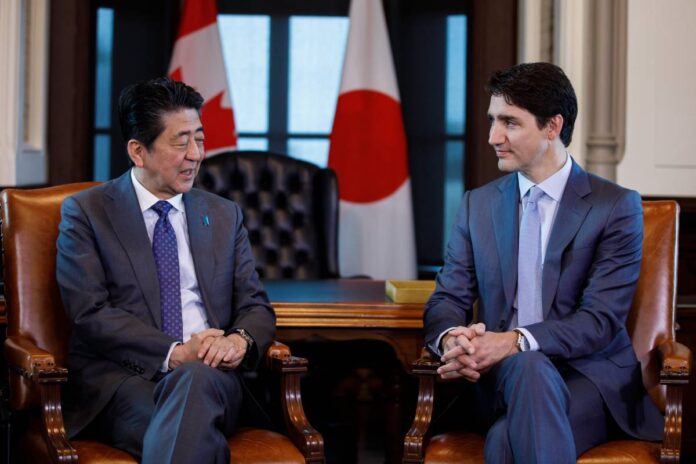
[{"left": 158, "top": 107, "right": 204, "bottom": 136}]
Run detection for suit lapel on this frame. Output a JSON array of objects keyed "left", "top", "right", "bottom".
[
  {"left": 184, "top": 191, "right": 219, "bottom": 328},
  {"left": 104, "top": 172, "right": 162, "bottom": 328},
  {"left": 492, "top": 174, "right": 520, "bottom": 310},
  {"left": 542, "top": 161, "right": 592, "bottom": 318}
]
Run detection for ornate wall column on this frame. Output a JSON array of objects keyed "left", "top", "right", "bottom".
[
  {"left": 518, "top": 0, "right": 554, "bottom": 63},
  {"left": 0, "top": 0, "right": 49, "bottom": 186},
  {"left": 554, "top": 0, "right": 590, "bottom": 168},
  {"left": 0, "top": 0, "right": 22, "bottom": 185},
  {"left": 584, "top": 0, "right": 627, "bottom": 181}
]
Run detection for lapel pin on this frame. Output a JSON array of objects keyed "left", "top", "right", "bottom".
[{"left": 202, "top": 215, "right": 210, "bottom": 226}]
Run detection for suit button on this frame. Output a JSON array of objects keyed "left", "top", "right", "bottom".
[{"left": 498, "top": 320, "right": 506, "bottom": 330}]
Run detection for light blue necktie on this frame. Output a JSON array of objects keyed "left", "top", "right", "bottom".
[
  {"left": 151, "top": 201, "right": 183, "bottom": 340},
  {"left": 517, "top": 186, "right": 545, "bottom": 327}
]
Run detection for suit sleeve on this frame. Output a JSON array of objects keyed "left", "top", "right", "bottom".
[
  {"left": 526, "top": 190, "right": 643, "bottom": 359},
  {"left": 57, "top": 196, "right": 174, "bottom": 379},
  {"left": 423, "top": 191, "right": 479, "bottom": 354},
  {"left": 226, "top": 203, "right": 276, "bottom": 369}
]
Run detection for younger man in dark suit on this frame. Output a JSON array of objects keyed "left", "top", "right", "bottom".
[
  {"left": 424, "top": 63, "right": 663, "bottom": 463},
  {"left": 57, "top": 77, "right": 275, "bottom": 463}
]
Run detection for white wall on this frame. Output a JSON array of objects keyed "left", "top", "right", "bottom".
[
  {"left": 618, "top": 0, "right": 696, "bottom": 197},
  {"left": 518, "top": 0, "right": 696, "bottom": 197}
]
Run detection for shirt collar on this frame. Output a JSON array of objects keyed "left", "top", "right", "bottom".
[
  {"left": 130, "top": 168, "right": 184, "bottom": 214},
  {"left": 517, "top": 153, "right": 573, "bottom": 202}
]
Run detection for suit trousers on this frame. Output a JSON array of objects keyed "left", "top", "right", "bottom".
[
  {"left": 476, "top": 352, "right": 611, "bottom": 464},
  {"left": 92, "top": 362, "right": 242, "bottom": 464}
]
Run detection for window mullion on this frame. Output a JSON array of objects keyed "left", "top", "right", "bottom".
[{"left": 268, "top": 16, "right": 289, "bottom": 153}]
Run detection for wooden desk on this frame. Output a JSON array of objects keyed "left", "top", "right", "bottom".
[
  {"left": 266, "top": 279, "right": 425, "bottom": 371},
  {"left": 266, "top": 279, "right": 425, "bottom": 463}
]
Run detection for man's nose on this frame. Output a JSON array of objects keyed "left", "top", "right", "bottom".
[
  {"left": 186, "top": 139, "right": 204, "bottom": 161},
  {"left": 488, "top": 123, "right": 504, "bottom": 146}
]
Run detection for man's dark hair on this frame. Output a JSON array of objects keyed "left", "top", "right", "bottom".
[
  {"left": 118, "top": 77, "right": 204, "bottom": 150},
  {"left": 486, "top": 62, "right": 577, "bottom": 146}
]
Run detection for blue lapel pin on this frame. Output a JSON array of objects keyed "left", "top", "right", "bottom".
[{"left": 202, "top": 215, "right": 210, "bottom": 226}]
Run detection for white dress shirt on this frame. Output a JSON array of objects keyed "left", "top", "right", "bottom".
[
  {"left": 130, "top": 169, "right": 210, "bottom": 369},
  {"left": 436, "top": 154, "right": 573, "bottom": 354}
]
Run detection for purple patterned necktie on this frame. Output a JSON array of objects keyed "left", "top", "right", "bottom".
[
  {"left": 151, "top": 200, "right": 183, "bottom": 340},
  {"left": 517, "top": 186, "right": 545, "bottom": 327}
]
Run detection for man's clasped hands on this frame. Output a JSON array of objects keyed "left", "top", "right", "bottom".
[
  {"left": 168, "top": 329, "right": 248, "bottom": 370},
  {"left": 437, "top": 323, "right": 520, "bottom": 381}
]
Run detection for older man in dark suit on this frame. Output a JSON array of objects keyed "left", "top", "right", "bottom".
[
  {"left": 424, "top": 63, "right": 663, "bottom": 463},
  {"left": 56, "top": 77, "right": 275, "bottom": 463}
]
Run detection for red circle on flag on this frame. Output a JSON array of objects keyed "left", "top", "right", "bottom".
[{"left": 328, "top": 90, "right": 409, "bottom": 203}]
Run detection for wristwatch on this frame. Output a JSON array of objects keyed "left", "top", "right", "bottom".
[
  {"left": 232, "top": 328, "right": 255, "bottom": 352},
  {"left": 513, "top": 329, "right": 529, "bottom": 352}
]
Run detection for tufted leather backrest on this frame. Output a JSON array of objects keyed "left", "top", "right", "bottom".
[
  {"left": 627, "top": 201, "right": 679, "bottom": 412},
  {"left": 195, "top": 151, "right": 339, "bottom": 280},
  {"left": 1, "top": 183, "right": 99, "bottom": 408}
]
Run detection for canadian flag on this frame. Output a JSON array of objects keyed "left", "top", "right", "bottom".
[
  {"left": 168, "top": 0, "right": 237, "bottom": 155},
  {"left": 328, "top": 0, "right": 417, "bottom": 279}
]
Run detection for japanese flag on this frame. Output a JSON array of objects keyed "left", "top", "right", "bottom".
[{"left": 328, "top": 0, "right": 417, "bottom": 279}]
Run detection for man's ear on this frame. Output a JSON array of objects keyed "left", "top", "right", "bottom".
[
  {"left": 127, "top": 139, "right": 147, "bottom": 167},
  {"left": 546, "top": 114, "right": 564, "bottom": 141}
]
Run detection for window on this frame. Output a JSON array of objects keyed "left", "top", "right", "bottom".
[
  {"left": 444, "top": 15, "right": 468, "bottom": 253},
  {"left": 219, "top": 14, "right": 348, "bottom": 166},
  {"left": 93, "top": 7, "right": 114, "bottom": 181}
]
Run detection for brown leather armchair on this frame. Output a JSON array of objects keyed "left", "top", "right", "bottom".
[
  {"left": 0, "top": 183, "right": 325, "bottom": 463},
  {"left": 403, "top": 200, "right": 692, "bottom": 464}
]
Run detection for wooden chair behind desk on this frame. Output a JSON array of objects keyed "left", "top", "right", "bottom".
[
  {"left": 0, "top": 183, "right": 324, "bottom": 464},
  {"left": 403, "top": 201, "right": 692, "bottom": 464}
]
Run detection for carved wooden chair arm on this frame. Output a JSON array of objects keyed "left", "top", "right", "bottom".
[
  {"left": 4, "top": 335, "right": 66, "bottom": 381},
  {"left": 4, "top": 335, "right": 76, "bottom": 463},
  {"left": 265, "top": 341, "right": 325, "bottom": 463},
  {"left": 403, "top": 350, "right": 443, "bottom": 463},
  {"left": 657, "top": 340, "right": 692, "bottom": 464},
  {"left": 658, "top": 340, "right": 691, "bottom": 381}
]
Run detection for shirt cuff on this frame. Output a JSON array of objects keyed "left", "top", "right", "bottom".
[
  {"left": 161, "top": 341, "right": 181, "bottom": 372},
  {"left": 516, "top": 327, "right": 540, "bottom": 351}
]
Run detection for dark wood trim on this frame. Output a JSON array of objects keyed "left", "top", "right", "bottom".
[
  {"left": 465, "top": 0, "right": 518, "bottom": 190},
  {"left": 676, "top": 304, "right": 696, "bottom": 461},
  {"left": 47, "top": 0, "right": 95, "bottom": 185}
]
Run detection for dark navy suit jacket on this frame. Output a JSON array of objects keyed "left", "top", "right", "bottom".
[
  {"left": 424, "top": 161, "right": 663, "bottom": 440},
  {"left": 56, "top": 171, "right": 276, "bottom": 437}
]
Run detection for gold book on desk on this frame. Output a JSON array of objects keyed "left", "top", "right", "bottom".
[{"left": 385, "top": 280, "right": 436, "bottom": 303}]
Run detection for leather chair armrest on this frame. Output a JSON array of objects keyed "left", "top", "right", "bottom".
[
  {"left": 4, "top": 335, "right": 67, "bottom": 381},
  {"left": 265, "top": 341, "right": 325, "bottom": 463},
  {"left": 658, "top": 340, "right": 692, "bottom": 383},
  {"left": 403, "top": 350, "right": 442, "bottom": 463}
]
